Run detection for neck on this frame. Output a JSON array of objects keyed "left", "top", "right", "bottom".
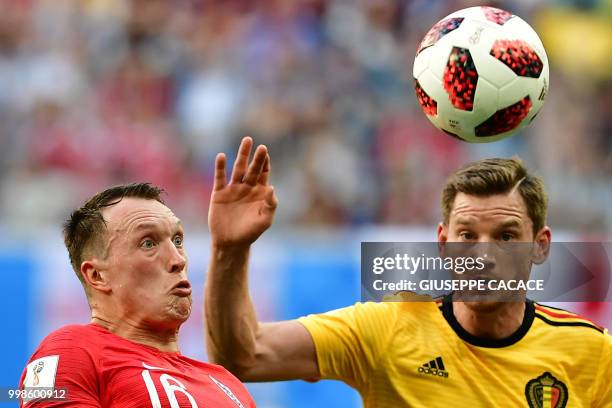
[
  {"left": 91, "top": 315, "right": 181, "bottom": 353},
  {"left": 453, "top": 301, "right": 525, "bottom": 339}
]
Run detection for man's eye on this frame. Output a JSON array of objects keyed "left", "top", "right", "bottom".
[
  {"left": 500, "top": 232, "right": 514, "bottom": 241},
  {"left": 141, "top": 239, "right": 155, "bottom": 249},
  {"left": 173, "top": 235, "right": 184, "bottom": 247},
  {"left": 460, "top": 232, "right": 475, "bottom": 240}
]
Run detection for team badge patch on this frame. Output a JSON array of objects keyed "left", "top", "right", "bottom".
[
  {"left": 525, "top": 372, "right": 568, "bottom": 408},
  {"left": 23, "top": 356, "right": 60, "bottom": 388}
]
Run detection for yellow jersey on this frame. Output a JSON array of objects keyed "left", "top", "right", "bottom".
[{"left": 298, "top": 294, "right": 611, "bottom": 407}]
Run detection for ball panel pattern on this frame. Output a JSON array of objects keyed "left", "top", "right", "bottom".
[
  {"left": 475, "top": 95, "right": 532, "bottom": 137},
  {"left": 414, "top": 78, "right": 438, "bottom": 116},
  {"left": 481, "top": 6, "right": 514, "bottom": 25},
  {"left": 416, "top": 18, "right": 464, "bottom": 55},
  {"left": 443, "top": 47, "right": 478, "bottom": 111},
  {"left": 490, "top": 39, "right": 543, "bottom": 78}
]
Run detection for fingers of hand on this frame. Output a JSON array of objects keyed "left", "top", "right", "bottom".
[
  {"left": 257, "top": 154, "right": 270, "bottom": 186},
  {"left": 213, "top": 153, "right": 227, "bottom": 191},
  {"left": 244, "top": 145, "right": 268, "bottom": 186},
  {"left": 230, "top": 136, "right": 253, "bottom": 184}
]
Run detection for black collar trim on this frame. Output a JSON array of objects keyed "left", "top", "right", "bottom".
[{"left": 439, "top": 294, "right": 535, "bottom": 348}]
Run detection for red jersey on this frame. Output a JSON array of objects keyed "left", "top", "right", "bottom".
[{"left": 19, "top": 324, "right": 255, "bottom": 407}]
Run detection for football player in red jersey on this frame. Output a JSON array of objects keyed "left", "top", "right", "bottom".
[{"left": 18, "top": 139, "right": 275, "bottom": 407}]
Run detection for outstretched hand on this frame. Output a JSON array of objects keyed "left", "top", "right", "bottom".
[{"left": 208, "top": 137, "right": 278, "bottom": 248}]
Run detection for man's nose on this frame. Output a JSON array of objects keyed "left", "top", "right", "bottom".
[
  {"left": 471, "top": 241, "right": 497, "bottom": 270},
  {"left": 168, "top": 244, "right": 187, "bottom": 273}
]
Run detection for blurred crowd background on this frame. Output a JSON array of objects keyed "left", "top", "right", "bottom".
[
  {"left": 0, "top": 0, "right": 611, "bottom": 407},
  {"left": 0, "top": 0, "right": 611, "bottom": 234}
]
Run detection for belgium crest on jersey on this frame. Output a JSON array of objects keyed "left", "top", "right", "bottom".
[{"left": 524, "top": 372, "right": 568, "bottom": 408}]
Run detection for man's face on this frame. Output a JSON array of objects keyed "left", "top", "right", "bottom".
[
  {"left": 98, "top": 197, "right": 191, "bottom": 329},
  {"left": 440, "top": 189, "right": 535, "bottom": 244},
  {"left": 438, "top": 190, "right": 550, "bottom": 309}
]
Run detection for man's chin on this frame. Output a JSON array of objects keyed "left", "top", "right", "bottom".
[
  {"left": 461, "top": 295, "right": 524, "bottom": 312},
  {"left": 454, "top": 288, "right": 524, "bottom": 305},
  {"left": 169, "top": 295, "right": 192, "bottom": 321},
  {"left": 462, "top": 300, "right": 505, "bottom": 313}
]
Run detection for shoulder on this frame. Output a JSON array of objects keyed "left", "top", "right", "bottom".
[
  {"left": 21, "top": 325, "right": 100, "bottom": 389},
  {"left": 532, "top": 303, "right": 610, "bottom": 349},
  {"left": 40, "top": 324, "right": 100, "bottom": 340},
  {"left": 20, "top": 326, "right": 103, "bottom": 406},
  {"left": 299, "top": 294, "right": 439, "bottom": 334},
  {"left": 26, "top": 324, "right": 102, "bottom": 374},
  {"left": 533, "top": 303, "right": 606, "bottom": 334},
  {"left": 34, "top": 324, "right": 101, "bottom": 353}
]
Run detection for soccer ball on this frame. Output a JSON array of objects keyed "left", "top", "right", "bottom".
[{"left": 413, "top": 6, "right": 549, "bottom": 142}]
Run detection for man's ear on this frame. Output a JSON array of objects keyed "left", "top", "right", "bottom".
[
  {"left": 437, "top": 222, "right": 449, "bottom": 242},
  {"left": 532, "top": 226, "right": 551, "bottom": 265},
  {"left": 80, "top": 259, "right": 112, "bottom": 294},
  {"left": 437, "top": 222, "right": 448, "bottom": 255}
]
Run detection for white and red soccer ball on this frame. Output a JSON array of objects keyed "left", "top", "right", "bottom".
[{"left": 413, "top": 6, "right": 549, "bottom": 142}]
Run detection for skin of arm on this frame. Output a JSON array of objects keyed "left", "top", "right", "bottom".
[{"left": 205, "top": 137, "right": 318, "bottom": 381}]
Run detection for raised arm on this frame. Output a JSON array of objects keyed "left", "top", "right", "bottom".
[{"left": 205, "top": 137, "right": 318, "bottom": 382}]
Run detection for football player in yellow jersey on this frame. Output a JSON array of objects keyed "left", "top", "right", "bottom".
[{"left": 205, "top": 137, "right": 611, "bottom": 407}]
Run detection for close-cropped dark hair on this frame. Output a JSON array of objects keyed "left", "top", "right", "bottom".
[{"left": 63, "top": 183, "right": 165, "bottom": 284}]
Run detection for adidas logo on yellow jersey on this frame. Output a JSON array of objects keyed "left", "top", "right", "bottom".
[{"left": 417, "top": 356, "right": 449, "bottom": 378}]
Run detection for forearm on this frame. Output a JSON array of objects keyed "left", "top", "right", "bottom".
[{"left": 204, "top": 245, "right": 259, "bottom": 372}]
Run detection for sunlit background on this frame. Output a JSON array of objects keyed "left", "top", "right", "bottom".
[{"left": 1, "top": 0, "right": 611, "bottom": 407}]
